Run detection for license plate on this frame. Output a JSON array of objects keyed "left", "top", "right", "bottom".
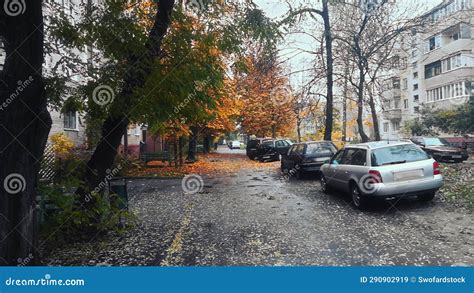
[
  {"left": 451, "top": 155, "right": 462, "bottom": 158},
  {"left": 394, "top": 169, "right": 424, "bottom": 181}
]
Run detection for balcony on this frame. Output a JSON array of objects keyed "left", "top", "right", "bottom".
[{"left": 383, "top": 108, "right": 402, "bottom": 121}]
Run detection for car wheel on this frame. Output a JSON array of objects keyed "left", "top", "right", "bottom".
[
  {"left": 419, "top": 192, "right": 435, "bottom": 202},
  {"left": 351, "top": 183, "right": 367, "bottom": 209},
  {"left": 320, "top": 174, "right": 330, "bottom": 193}
]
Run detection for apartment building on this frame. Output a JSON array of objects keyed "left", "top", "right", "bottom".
[{"left": 381, "top": 0, "right": 474, "bottom": 140}]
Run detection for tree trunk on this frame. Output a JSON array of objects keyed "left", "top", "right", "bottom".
[
  {"left": 173, "top": 138, "right": 178, "bottom": 167},
  {"left": 356, "top": 66, "right": 370, "bottom": 142},
  {"left": 322, "top": 0, "right": 334, "bottom": 141},
  {"left": 203, "top": 135, "right": 211, "bottom": 153},
  {"left": 342, "top": 66, "right": 349, "bottom": 142},
  {"left": 186, "top": 126, "right": 198, "bottom": 162},
  {"left": 368, "top": 88, "right": 381, "bottom": 141},
  {"left": 178, "top": 136, "right": 184, "bottom": 166},
  {"left": 0, "top": 0, "right": 52, "bottom": 265},
  {"left": 77, "top": 0, "right": 175, "bottom": 196},
  {"left": 296, "top": 118, "right": 302, "bottom": 142}
]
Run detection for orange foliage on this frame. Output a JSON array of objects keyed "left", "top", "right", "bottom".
[{"left": 237, "top": 55, "right": 296, "bottom": 138}]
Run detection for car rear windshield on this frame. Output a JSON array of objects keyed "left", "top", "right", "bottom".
[
  {"left": 424, "top": 137, "right": 449, "bottom": 146},
  {"left": 247, "top": 140, "right": 259, "bottom": 147},
  {"left": 371, "top": 144, "right": 429, "bottom": 166},
  {"left": 305, "top": 143, "right": 337, "bottom": 154}
]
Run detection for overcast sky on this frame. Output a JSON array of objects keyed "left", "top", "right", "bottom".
[{"left": 253, "top": 0, "right": 444, "bottom": 89}]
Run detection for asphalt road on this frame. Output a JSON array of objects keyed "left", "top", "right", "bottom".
[{"left": 45, "top": 150, "right": 473, "bottom": 266}]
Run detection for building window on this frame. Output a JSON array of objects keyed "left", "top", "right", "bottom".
[
  {"left": 414, "top": 95, "right": 419, "bottom": 102},
  {"left": 392, "top": 121, "right": 400, "bottom": 131},
  {"left": 402, "top": 78, "right": 408, "bottom": 89},
  {"left": 424, "top": 60, "right": 442, "bottom": 79},
  {"left": 427, "top": 81, "right": 468, "bottom": 103},
  {"left": 383, "top": 123, "right": 389, "bottom": 133},
  {"left": 412, "top": 61, "right": 417, "bottom": 69},
  {"left": 426, "top": 35, "right": 441, "bottom": 51},
  {"left": 404, "top": 99, "right": 408, "bottom": 109},
  {"left": 442, "top": 54, "right": 462, "bottom": 71},
  {"left": 413, "top": 83, "right": 419, "bottom": 90},
  {"left": 413, "top": 72, "right": 418, "bottom": 79},
  {"left": 63, "top": 111, "right": 77, "bottom": 130}
]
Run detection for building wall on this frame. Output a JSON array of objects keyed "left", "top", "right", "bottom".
[{"left": 381, "top": 0, "right": 474, "bottom": 140}]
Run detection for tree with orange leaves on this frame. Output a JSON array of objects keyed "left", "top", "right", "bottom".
[{"left": 236, "top": 53, "right": 296, "bottom": 138}]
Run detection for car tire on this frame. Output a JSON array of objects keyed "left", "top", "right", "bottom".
[
  {"left": 419, "top": 192, "right": 435, "bottom": 202},
  {"left": 320, "top": 174, "right": 330, "bottom": 193},
  {"left": 351, "top": 183, "right": 368, "bottom": 210}
]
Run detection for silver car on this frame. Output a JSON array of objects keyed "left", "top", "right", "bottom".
[{"left": 320, "top": 141, "right": 443, "bottom": 209}]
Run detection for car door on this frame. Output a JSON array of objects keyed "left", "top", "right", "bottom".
[
  {"left": 275, "top": 140, "right": 286, "bottom": 155},
  {"left": 325, "top": 149, "right": 344, "bottom": 188},
  {"left": 330, "top": 149, "right": 356, "bottom": 190},
  {"left": 282, "top": 145, "right": 295, "bottom": 169},
  {"left": 336, "top": 148, "right": 368, "bottom": 193}
]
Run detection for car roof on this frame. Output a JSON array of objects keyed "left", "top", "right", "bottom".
[{"left": 346, "top": 140, "right": 413, "bottom": 150}]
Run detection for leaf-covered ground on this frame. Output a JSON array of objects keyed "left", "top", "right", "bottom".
[{"left": 123, "top": 152, "right": 278, "bottom": 177}]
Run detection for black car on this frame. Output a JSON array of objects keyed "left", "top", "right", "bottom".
[
  {"left": 281, "top": 141, "right": 338, "bottom": 178},
  {"left": 256, "top": 139, "right": 293, "bottom": 162},
  {"left": 410, "top": 137, "right": 469, "bottom": 163},
  {"left": 246, "top": 138, "right": 268, "bottom": 160}
]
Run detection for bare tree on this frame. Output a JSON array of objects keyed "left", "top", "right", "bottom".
[{"left": 332, "top": 1, "right": 425, "bottom": 142}]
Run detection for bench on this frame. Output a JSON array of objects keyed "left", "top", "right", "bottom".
[
  {"left": 196, "top": 145, "right": 205, "bottom": 153},
  {"left": 140, "top": 151, "right": 171, "bottom": 166}
]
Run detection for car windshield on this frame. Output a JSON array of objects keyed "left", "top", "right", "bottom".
[
  {"left": 424, "top": 138, "right": 449, "bottom": 146},
  {"left": 371, "top": 144, "right": 429, "bottom": 166},
  {"left": 305, "top": 143, "right": 336, "bottom": 154}
]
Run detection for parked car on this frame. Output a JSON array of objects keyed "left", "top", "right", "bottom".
[
  {"left": 256, "top": 139, "right": 292, "bottom": 162},
  {"left": 281, "top": 141, "right": 338, "bottom": 178},
  {"left": 246, "top": 138, "right": 268, "bottom": 160},
  {"left": 320, "top": 141, "right": 443, "bottom": 209},
  {"left": 229, "top": 140, "right": 241, "bottom": 150},
  {"left": 410, "top": 136, "right": 469, "bottom": 163}
]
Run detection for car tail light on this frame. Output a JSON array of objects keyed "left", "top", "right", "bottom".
[
  {"left": 368, "top": 170, "right": 383, "bottom": 183},
  {"left": 433, "top": 161, "right": 441, "bottom": 175}
]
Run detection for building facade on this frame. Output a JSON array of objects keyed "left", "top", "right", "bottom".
[{"left": 381, "top": 0, "right": 474, "bottom": 140}]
